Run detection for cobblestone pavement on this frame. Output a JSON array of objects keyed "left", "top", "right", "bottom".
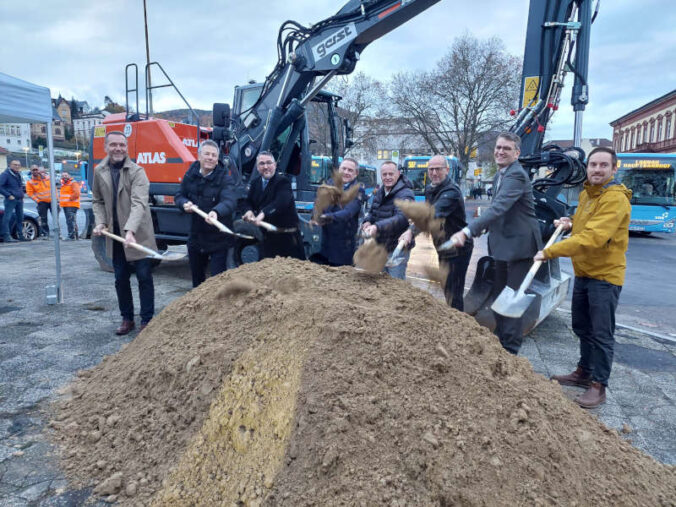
[{"left": 0, "top": 238, "right": 674, "bottom": 505}]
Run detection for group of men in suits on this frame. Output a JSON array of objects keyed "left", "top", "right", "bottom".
[{"left": 93, "top": 129, "right": 628, "bottom": 409}]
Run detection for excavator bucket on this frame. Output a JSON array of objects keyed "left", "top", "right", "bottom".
[{"left": 463, "top": 255, "right": 496, "bottom": 316}]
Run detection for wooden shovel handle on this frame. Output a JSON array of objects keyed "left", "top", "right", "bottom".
[
  {"left": 100, "top": 230, "right": 159, "bottom": 258},
  {"left": 516, "top": 224, "right": 566, "bottom": 294}
]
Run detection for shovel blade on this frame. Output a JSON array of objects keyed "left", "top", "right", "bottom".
[{"left": 491, "top": 286, "right": 535, "bottom": 318}]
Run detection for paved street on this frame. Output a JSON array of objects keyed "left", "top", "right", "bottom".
[
  {"left": 0, "top": 225, "right": 675, "bottom": 505},
  {"left": 463, "top": 199, "right": 676, "bottom": 338}
]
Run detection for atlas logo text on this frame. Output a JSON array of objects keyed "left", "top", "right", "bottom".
[{"left": 136, "top": 152, "right": 166, "bottom": 164}]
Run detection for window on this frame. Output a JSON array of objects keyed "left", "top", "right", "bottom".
[
  {"left": 666, "top": 117, "right": 672, "bottom": 140},
  {"left": 630, "top": 130, "right": 635, "bottom": 149},
  {"left": 17, "top": 140, "right": 21, "bottom": 145},
  {"left": 650, "top": 122, "right": 655, "bottom": 142},
  {"left": 657, "top": 119, "right": 663, "bottom": 141}
]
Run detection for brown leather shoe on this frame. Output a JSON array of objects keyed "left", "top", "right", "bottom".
[
  {"left": 576, "top": 381, "right": 606, "bottom": 409},
  {"left": 551, "top": 366, "right": 592, "bottom": 388},
  {"left": 115, "top": 320, "right": 135, "bottom": 335}
]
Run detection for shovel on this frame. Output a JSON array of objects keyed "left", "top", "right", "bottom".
[
  {"left": 490, "top": 224, "right": 565, "bottom": 318},
  {"left": 257, "top": 221, "right": 297, "bottom": 234},
  {"left": 189, "top": 205, "right": 254, "bottom": 240},
  {"left": 100, "top": 230, "right": 186, "bottom": 261},
  {"left": 437, "top": 236, "right": 461, "bottom": 252},
  {"left": 385, "top": 240, "right": 407, "bottom": 267}
]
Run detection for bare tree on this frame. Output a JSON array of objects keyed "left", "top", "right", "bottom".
[
  {"left": 327, "top": 72, "right": 388, "bottom": 155},
  {"left": 390, "top": 34, "right": 521, "bottom": 175}
]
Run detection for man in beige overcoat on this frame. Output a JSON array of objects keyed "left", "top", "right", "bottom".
[{"left": 92, "top": 131, "right": 157, "bottom": 335}]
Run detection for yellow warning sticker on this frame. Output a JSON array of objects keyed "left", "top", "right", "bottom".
[
  {"left": 522, "top": 76, "right": 540, "bottom": 109},
  {"left": 168, "top": 122, "right": 175, "bottom": 128},
  {"left": 94, "top": 126, "right": 106, "bottom": 138}
]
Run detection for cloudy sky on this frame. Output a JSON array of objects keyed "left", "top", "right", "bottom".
[{"left": 2, "top": 0, "right": 674, "bottom": 142}]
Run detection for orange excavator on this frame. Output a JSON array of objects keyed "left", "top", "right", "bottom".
[{"left": 89, "top": 0, "right": 442, "bottom": 269}]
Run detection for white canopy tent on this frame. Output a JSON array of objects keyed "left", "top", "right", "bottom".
[{"left": 0, "top": 72, "right": 63, "bottom": 303}]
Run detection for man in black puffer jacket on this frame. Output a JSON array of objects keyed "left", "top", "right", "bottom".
[
  {"left": 399, "top": 155, "right": 473, "bottom": 310},
  {"left": 361, "top": 161, "right": 415, "bottom": 279},
  {"left": 175, "top": 140, "right": 237, "bottom": 287}
]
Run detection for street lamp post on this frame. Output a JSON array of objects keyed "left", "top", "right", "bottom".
[{"left": 22, "top": 146, "right": 29, "bottom": 168}]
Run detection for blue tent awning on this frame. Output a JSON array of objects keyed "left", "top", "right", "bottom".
[{"left": 0, "top": 72, "right": 53, "bottom": 124}]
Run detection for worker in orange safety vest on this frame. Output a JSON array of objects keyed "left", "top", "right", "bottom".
[
  {"left": 59, "top": 171, "right": 80, "bottom": 240},
  {"left": 25, "top": 165, "right": 54, "bottom": 239}
]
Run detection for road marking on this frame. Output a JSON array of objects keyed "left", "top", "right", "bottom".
[{"left": 555, "top": 308, "right": 676, "bottom": 344}]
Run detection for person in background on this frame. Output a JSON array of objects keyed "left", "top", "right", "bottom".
[
  {"left": 0, "top": 159, "right": 26, "bottom": 243},
  {"left": 59, "top": 171, "right": 80, "bottom": 240},
  {"left": 25, "top": 165, "right": 53, "bottom": 239}
]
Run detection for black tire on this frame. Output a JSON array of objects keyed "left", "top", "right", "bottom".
[
  {"left": 234, "top": 240, "right": 262, "bottom": 266},
  {"left": 21, "top": 218, "right": 39, "bottom": 241}
]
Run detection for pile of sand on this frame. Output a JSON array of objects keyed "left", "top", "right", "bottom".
[
  {"left": 50, "top": 259, "right": 676, "bottom": 505},
  {"left": 312, "top": 171, "right": 360, "bottom": 221}
]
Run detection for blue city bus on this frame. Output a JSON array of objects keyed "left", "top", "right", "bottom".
[
  {"left": 401, "top": 155, "right": 462, "bottom": 202},
  {"left": 616, "top": 153, "right": 676, "bottom": 233},
  {"left": 357, "top": 163, "right": 377, "bottom": 197}
]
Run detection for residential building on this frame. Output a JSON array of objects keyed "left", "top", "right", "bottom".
[
  {"left": 53, "top": 96, "right": 72, "bottom": 126},
  {"left": 0, "top": 123, "right": 31, "bottom": 152},
  {"left": 0, "top": 146, "right": 9, "bottom": 170},
  {"left": 30, "top": 113, "right": 66, "bottom": 143},
  {"left": 73, "top": 111, "right": 108, "bottom": 143},
  {"left": 610, "top": 89, "right": 676, "bottom": 153}
]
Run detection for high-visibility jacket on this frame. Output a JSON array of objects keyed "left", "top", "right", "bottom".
[
  {"left": 26, "top": 177, "right": 51, "bottom": 203},
  {"left": 59, "top": 180, "right": 81, "bottom": 208}
]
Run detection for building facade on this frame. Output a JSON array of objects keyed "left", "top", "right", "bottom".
[
  {"left": 610, "top": 89, "right": 676, "bottom": 154},
  {"left": 73, "top": 112, "right": 108, "bottom": 143},
  {"left": 0, "top": 123, "right": 31, "bottom": 152}
]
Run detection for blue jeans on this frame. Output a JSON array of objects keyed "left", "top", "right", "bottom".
[
  {"left": 112, "top": 241, "right": 155, "bottom": 323},
  {"left": 63, "top": 207, "right": 78, "bottom": 239},
  {"left": 1, "top": 198, "right": 24, "bottom": 239},
  {"left": 572, "top": 277, "right": 622, "bottom": 386},
  {"left": 384, "top": 249, "right": 410, "bottom": 280}
]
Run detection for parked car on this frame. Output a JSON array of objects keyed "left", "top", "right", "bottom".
[{"left": 0, "top": 204, "right": 40, "bottom": 241}]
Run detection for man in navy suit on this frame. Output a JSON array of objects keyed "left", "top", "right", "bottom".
[
  {"left": 242, "top": 151, "right": 306, "bottom": 260},
  {"left": 451, "top": 132, "right": 542, "bottom": 354}
]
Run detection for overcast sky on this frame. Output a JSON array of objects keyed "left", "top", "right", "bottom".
[{"left": 2, "top": 0, "right": 675, "bottom": 142}]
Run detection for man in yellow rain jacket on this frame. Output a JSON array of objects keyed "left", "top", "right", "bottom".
[
  {"left": 25, "top": 165, "right": 53, "bottom": 239},
  {"left": 535, "top": 147, "right": 631, "bottom": 409},
  {"left": 59, "top": 171, "right": 80, "bottom": 240}
]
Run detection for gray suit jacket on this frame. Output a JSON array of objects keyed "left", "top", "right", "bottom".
[{"left": 468, "top": 161, "right": 542, "bottom": 262}]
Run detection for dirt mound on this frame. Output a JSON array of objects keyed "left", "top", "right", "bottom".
[
  {"left": 395, "top": 199, "right": 444, "bottom": 240},
  {"left": 50, "top": 259, "right": 676, "bottom": 505},
  {"left": 312, "top": 171, "right": 360, "bottom": 221},
  {"left": 353, "top": 239, "right": 388, "bottom": 273}
]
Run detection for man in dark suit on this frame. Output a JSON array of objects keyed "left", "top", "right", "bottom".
[
  {"left": 451, "top": 132, "right": 542, "bottom": 354},
  {"left": 242, "top": 151, "right": 306, "bottom": 260}
]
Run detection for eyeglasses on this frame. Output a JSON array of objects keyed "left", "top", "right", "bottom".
[{"left": 428, "top": 166, "right": 446, "bottom": 172}]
